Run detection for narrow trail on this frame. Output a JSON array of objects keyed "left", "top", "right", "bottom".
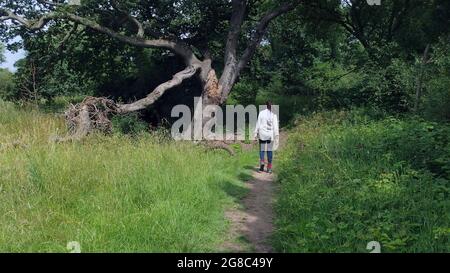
[
  {"left": 222, "top": 169, "right": 275, "bottom": 253},
  {"left": 222, "top": 132, "right": 288, "bottom": 253}
]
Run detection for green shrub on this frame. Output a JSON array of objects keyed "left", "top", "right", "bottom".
[
  {"left": 422, "top": 39, "right": 450, "bottom": 121},
  {"left": 381, "top": 118, "right": 450, "bottom": 179},
  {"left": 229, "top": 77, "right": 259, "bottom": 106},
  {"left": 274, "top": 110, "right": 450, "bottom": 252},
  {"left": 111, "top": 112, "right": 149, "bottom": 136},
  {"left": 423, "top": 77, "right": 450, "bottom": 121},
  {"left": 11, "top": 60, "right": 95, "bottom": 101}
]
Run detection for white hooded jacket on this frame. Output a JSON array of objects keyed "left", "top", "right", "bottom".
[{"left": 254, "top": 109, "right": 279, "bottom": 141}]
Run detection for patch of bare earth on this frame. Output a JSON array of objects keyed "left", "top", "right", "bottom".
[
  {"left": 220, "top": 170, "right": 275, "bottom": 253},
  {"left": 220, "top": 131, "right": 287, "bottom": 253}
]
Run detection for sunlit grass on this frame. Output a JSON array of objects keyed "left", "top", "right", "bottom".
[{"left": 0, "top": 100, "right": 254, "bottom": 252}]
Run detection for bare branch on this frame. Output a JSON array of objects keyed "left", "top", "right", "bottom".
[
  {"left": 219, "top": 1, "right": 301, "bottom": 102},
  {"left": 224, "top": 0, "right": 247, "bottom": 68},
  {"left": 219, "top": 0, "right": 247, "bottom": 100},
  {"left": 118, "top": 65, "right": 200, "bottom": 113},
  {"left": 110, "top": 0, "right": 145, "bottom": 38},
  {"left": 0, "top": 9, "right": 200, "bottom": 65},
  {"left": 37, "top": 0, "right": 67, "bottom": 8},
  {"left": 0, "top": 9, "right": 36, "bottom": 28},
  {"left": 237, "top": 1, "right": 301, "bottom": 73},
  {"left": 57, "top": 22, "right": 79, "bottom": 49},
  {"left": 238, "top": 0, "right": 301, "bottom": 69}
]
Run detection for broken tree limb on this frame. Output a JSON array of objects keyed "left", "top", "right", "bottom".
[
  {"left": 0, "top": 8, "right": 201, "bottom": 66},
  {"left": 2, "top": 1, "right": 302, "bottom": 147},
  {"left": 58, "top": 97, "right": 120, "bottom": 141},
  {"left": 201, "top": 141, "right": 236, "bottom": 156},
  {"left": 54, "top": 65, "right": 199, "bottom": 141},
  {"left": 118, "top": 65, "right": 200, "bottom": 113}
]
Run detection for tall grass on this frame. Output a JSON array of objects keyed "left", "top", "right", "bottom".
[
  {"left": 273, "top": 109, "right": 450, "bottom": 253},
  {"left": 0, "top": 100, "right": 254, "bottom": 252}
]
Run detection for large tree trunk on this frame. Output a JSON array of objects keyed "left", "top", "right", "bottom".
[{"left": 197, "top": 61, "right": 225, "bottom": 141}]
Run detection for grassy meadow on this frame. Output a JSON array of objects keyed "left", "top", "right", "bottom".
[
  {"left": 0, "top": 99, "right": 254, "bottom": 252},
  {"left": 2, "top": 98, "right": 449, "bottom": 253},
  {"left": 273, "top": 109, "right": 450, "bottom": 253}
]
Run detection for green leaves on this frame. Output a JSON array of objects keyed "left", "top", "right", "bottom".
[{"left": 273, "top": 109, "right": 450, "bottom": 252}]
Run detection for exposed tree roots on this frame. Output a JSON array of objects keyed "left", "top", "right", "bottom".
[
  {"left": 61, "top": 96, "right": 120, "bottom": 141},
  {"left": 55, "top": 97, "right": 238, "bottom": 157}
]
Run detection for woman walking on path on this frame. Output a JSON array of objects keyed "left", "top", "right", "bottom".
[{"left": 254, "top": 101, "right": 279, "bottom": 174}]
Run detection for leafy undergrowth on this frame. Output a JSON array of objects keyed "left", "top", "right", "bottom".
[
  {"left": 0, "top": 100, "right": 253, "bottom": 252},
  {"left": 274, "top": 109, "right": 450, "bottom": 253}
]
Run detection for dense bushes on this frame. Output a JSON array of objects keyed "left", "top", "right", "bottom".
[
  {"left": 302, "top": 58, "right": 416, "bottom": 112},
  {"left": 381, "top": 118, "right": 450, "bottom": 179},
  {"left": 423, "top": 76, "right": 450, "bottom": 121},
  {"left": 422, "top": 39, "right": 450, "bottom": 122},
  {"left": 274, "top": 110, "right": 450, "bottom": 252},
  {"left": 230, "top": 54, "right": 426, "bottom": 126},
  {"left": 229, "top": 34, "right": 449, "bottom": 125},
  {"left": 111, "top": 112, "right": 149, "bottom": 136},
  {"left": 9, "top": 60, "right": 95, "bottom": 102}
]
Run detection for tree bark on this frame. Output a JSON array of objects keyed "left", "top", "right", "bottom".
[
  {"left": 118, "top": 65, "right": 200, "bottom": 113},
  {"left": 218, "top": 1, "right": 300, "bottom": 103},
  {"left": 218, "top": 0, "right": 247, "bottom": 104}
]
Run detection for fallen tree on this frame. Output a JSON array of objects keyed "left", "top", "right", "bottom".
[{"left": 1, "top": 0, "right": 302, "bottom": 139}]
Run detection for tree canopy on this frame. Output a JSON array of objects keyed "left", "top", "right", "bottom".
[{"left": 1, "top": 0, "right": 449, "bottom": 128}]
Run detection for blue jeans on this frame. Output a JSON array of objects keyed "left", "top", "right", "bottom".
[{"left": 259, "top": 140, "right": 273, "bottom": 164}]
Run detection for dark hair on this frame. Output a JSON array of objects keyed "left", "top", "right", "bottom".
[{"left": 266, "top": 101, "right": 272, "bottom": 111}]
